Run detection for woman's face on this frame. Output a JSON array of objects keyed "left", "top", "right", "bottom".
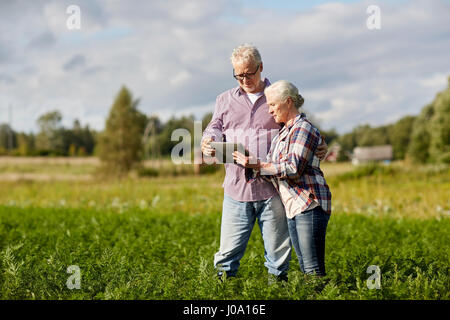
[{"left": 266, "top": 92, "right": 290, "bottom": 124}]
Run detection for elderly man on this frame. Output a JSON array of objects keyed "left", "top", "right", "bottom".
[{"left": 201, "top": 44, "right": 327, "bottom": 282}]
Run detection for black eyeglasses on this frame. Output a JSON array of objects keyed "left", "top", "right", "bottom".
[{"left": 233, "top": 64, "right": 260, "bottom": 81}]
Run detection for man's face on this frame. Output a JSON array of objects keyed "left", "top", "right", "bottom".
[{"left": 233, "top": 60, "right": 262, "bottom": 94}]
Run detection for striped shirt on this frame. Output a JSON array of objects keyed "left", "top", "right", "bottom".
[{"left": 247, "top": 113, "right": 331, "bottom": 215}]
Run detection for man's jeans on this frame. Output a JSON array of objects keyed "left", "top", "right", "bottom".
[
  {"left": 287, "top": 206, "right": 330, "bottom": 276},
  {"left": 214, "top": 193, "right": 291, "bottom": 277}
]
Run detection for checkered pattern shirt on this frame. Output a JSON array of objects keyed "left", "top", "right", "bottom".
[{"left": 246, "top": 113, "right": 332, "bottom": 214}]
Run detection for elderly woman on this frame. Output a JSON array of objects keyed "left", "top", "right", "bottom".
[{"left": 233, "top": 80, "right": 332, "bottom": 277}]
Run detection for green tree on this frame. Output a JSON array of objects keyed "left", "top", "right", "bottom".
[
  {"left": 157, "top": 115, "right": 195, "bottom": 157},
  {"left": 61, "top": 120, "right": 96, "bottom": 156},
  {"left": 68, "top": 143, "right": 77, "bottom": 157},
  {"left": 354, "top": 124, "right": 390, "bottom": 147},
  {"left": 407, "top": 104, "right": 434, "bottom": 163},
  {"left": 0, "top": 123, "right": 17, "bottom": 152},
  {"left": 35, "top": 110, "right": 64, "bottom": 154},
  {"left": 429, "top": 78, "right": 450, "bottom": 163},
  {"left": 98, "top": 86, "right": 144, "bottom": 175},
  {"left": 337, "top": 131, "right": 357, "bottom": 161},
  {"left": 143, "top": 115, "right": 163, "bottom": 159},
  {"left": 390, "top": 115, "right": 416, "bottom": 160},
  {"left": 336, "top": 124, "right": 391, "bottom": 161},
  {"left": 16, "top": 132, "right": 35, "bottom": 156},
  {"left": 408, "top": 77, "right": 450, "bottom": 164}
]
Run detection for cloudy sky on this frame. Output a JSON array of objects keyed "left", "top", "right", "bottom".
[{"left": 1, "top": 0, "right": 449, "bottom": 134}]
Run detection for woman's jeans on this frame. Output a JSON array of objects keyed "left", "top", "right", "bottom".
[
  {"left": 287, "top": 206, "right": 330, "bottom": 276},
  {"left": 214, "top": 193, "right": 292, "bottom": 277}
]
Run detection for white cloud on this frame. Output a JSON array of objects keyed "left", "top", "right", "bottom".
[
  {"left": 170, "top": 70, "right": 192, "bottom": 87},
  {"left": 0, "top": 0, "right": 449, "bottom": 134},
  {"left": 419, "top": 73, "right": 448, "bottom": 88}
]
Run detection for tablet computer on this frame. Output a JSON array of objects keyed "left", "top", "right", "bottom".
[{"left": 210, "top": 142, "right": 249, "bottom": 164}]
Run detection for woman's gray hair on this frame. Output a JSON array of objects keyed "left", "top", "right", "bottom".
[
  {"left": 230, "top": 43, "right": 262, "bottom": 67},
  {"left": 264, "top": 80, "right": 305, "bottom": 109}
]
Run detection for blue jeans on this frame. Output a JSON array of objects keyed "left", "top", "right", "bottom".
[
  {"left": 287, "top": 206, "right": 330, "bottom": 276},
  {"left": 214, "top": 193, "right": 291, "bottom": 277}
]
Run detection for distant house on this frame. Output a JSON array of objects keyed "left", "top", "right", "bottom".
[{"left": 352, "top": 145, "right": 393, "bottom": 165}]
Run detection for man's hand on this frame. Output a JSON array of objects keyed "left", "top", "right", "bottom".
[
  {"left": 316, "top": 140, "right": 328, "bottom": 161},
  {"left": 201, "top": 137, "right": 216, "bottom": 157}
]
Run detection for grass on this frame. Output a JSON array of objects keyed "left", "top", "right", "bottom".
[
  {"left": 0, "top": 159, "right": 448, "bottom": 299},
  {"left": 0, "top": 206, "right": 448, "bottom": 299},
  {"left": 327, "top": 162, "right": 450, "bottom": 219},
  {"left": 0, "top": 157, "right": 200, "bottom": 175}
]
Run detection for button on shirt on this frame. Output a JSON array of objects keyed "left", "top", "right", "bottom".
[{"left": 202, "top": 78, "right": 281, "bottom": 201}]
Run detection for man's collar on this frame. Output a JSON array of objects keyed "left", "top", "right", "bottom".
[{"left": 235, "top": 78, "right": 271, "bottom": 96}]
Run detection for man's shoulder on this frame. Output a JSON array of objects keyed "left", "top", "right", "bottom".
[{"left": 216, "top": 86, "right": 240, "bottom": 100}]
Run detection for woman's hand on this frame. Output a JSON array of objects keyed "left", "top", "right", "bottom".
[
  {"left": 316, "top": 140, "right": 328, "bottom": 161},
  {"left": 233, "top": 151, "right": 260, "bottom": 169}
]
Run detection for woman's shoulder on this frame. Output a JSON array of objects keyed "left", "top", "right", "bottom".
[{"left": 292, "top": 113, "right": 321, "bottom": 137}]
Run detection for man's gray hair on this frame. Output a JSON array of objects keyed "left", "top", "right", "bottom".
[
  {"left": 230, "top": 43, "right": 262, "bottom": 67},
  {"left": 265, "top": 80, "right": 305, "bottom": 109}
]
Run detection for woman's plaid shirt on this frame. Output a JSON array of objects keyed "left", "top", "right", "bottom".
[{"left": 246, "top": 113, "right": 331, "bottom": 214}]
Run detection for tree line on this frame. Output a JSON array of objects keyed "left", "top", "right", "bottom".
[
  {"left": 1, "top": 78, "right": 448, "bottom": 171},
  {"left": 335, "top": 77, "right": 449, "bottom": 164},
  {"left": 0, "top": 111, "right": 96, "bottom": 157}
]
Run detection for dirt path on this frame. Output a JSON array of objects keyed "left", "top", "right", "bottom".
[
  {"left": 0, "top": 156, "right": 100, "bottom": 165},
  {"left": 0, "top": 173, "right": 93, "bottom": 181},
  {"left": 0, "top": 156, "right": 173, "bottom": 167}
]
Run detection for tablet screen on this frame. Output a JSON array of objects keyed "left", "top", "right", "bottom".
[{"left": 209, "top": 142, "right": 248, "bottom": 164}]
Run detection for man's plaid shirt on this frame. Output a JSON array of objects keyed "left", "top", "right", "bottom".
[{"left": 246, "top": 113, "right": 331, "bottom": 214}]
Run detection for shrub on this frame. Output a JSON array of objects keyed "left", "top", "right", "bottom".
[{"left": 336, "top": 162, "right": 398, "bottom": 181}]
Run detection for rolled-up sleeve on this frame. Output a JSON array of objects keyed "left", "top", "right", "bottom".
[
  {"left": 271, "top": 123, "right": 319, "bottom": 180},
  {"left": 202, "top": 95, "right": 224, "bottom": 143}
]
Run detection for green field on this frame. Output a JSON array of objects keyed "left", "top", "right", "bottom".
[{"left": 0, "top": 159, "right": 448, "bottom": 299}]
